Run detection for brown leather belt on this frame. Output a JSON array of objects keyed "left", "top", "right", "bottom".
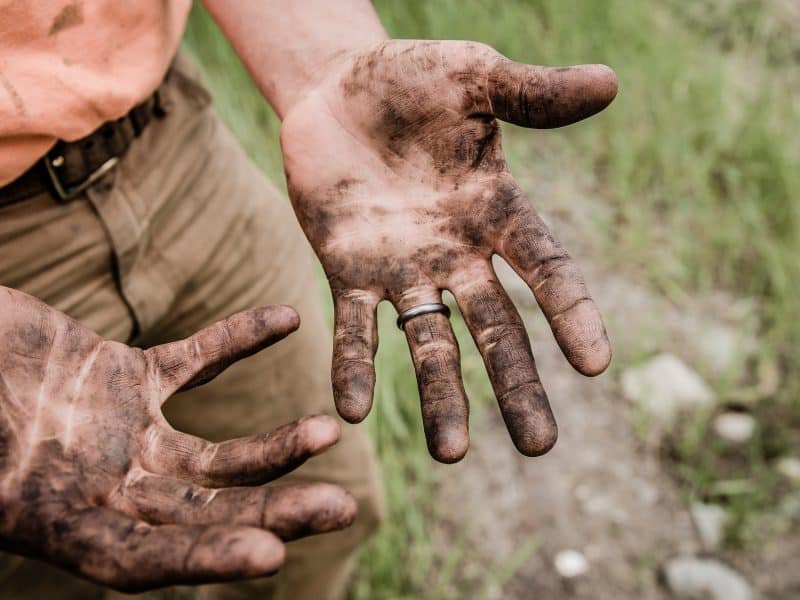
[{"left": 0, "top": 93, "right": 165, "bottom": 207}]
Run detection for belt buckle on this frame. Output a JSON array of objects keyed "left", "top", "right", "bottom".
[{"left": 44, "top": 153, "right": 119, "bottom": 202}]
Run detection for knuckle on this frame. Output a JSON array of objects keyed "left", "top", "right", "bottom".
[
  {"left": 415, "top": 338, "right": 458, "bottom": 364},
  {"left": 551, "top": 296, "right": 593, "bottom": 321},
  {"left": 476, "top": 321, "right": 527, "bottom": 349},
  {"left": 417, "top": 354, "right": 446, "bottom": 383},
  {"left": 196, "top": 441, "right": 219, "bottom": 477},
  {"left": 336, "top": 288, "right": 377, "bottom": 304},
  {"left": 497, "top": 377, "right": 541, "bottom": 403},
  {"left": 417, "top": 353, "right": 460, "bottom": 388},
  {"left": 533, "top": 252, "right": 575, "bottom": 283},
  {"left": 333, "top": 356, "right": 374, "bottom": 374},
  {"left": 333, "top": 324, "right": 374, "bottom": 356},
  {"left": 216, "top": 319, "right": 235, "bottom": 357}
]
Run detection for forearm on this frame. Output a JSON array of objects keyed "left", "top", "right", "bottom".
[{"left": 202, "top": 0, "right": 387, "bottom": 119}]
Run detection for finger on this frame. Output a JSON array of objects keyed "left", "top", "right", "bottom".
[
  {"left": 110, "top": 472, "right": 357, "bottom": 541},
  {"left": 45, "top": 506, "right": 284, "bottom": 593},
  {"left": 145, "top": 304, "right": 300, "bottom": 398},
  {"left": 144, "top": 415, "right": 341, "bottom": 487},
  {"left": 498, "top": 204, "right": 612, "bottom": 376},
  {"left": 331, "top": 290, "right": 379, "bottom": 423},
  {"left": 487, "top": 60, "right": 618, "bottom": 128},
  {"left": 452, "top": 267, "right": 557, "bottom": 456},
  {"left": 396, "top": 292, "right": 469, "bottom": 463}
]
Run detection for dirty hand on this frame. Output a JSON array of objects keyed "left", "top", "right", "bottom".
[
  {"left": 0, "top": 286, "right": 356, "bottom": 592},
  {"left": 281, "top": 40, "right": 616, "bottom": 462}
]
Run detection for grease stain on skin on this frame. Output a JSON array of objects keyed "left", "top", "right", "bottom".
[
  {"left": 49, "top": 2, "right": 84, "bottom": 36},
  {"left": 282, "top": 39, "right": 614, "bottom": 462},
  {"left": 0, "top": 287, "right": 354, "bottom": 589},
  {"left": 0, "top": 70, "right": 26, "bottom": 117}
]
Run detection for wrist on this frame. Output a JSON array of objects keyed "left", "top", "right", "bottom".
[
  {"left": 204, "top": 0, "right": 389, "bottom": 120},
  {"left": 274, "top": 35, "right": 389, "bottom": 118}
]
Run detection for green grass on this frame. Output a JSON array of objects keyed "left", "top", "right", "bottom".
[{"left": 184, "top": 0, "right": 799, "bottom": 595}]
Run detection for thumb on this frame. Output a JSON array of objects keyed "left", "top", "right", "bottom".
[
  {"left": 487, "top": 60, "right": 618, "bottom": 129},
  {"left": 145, "top": 305, "right": 300, "bottom": 399}
]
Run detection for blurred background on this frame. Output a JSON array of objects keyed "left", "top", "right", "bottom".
[{"left": 185, "top": 1, "right": 799, "bottom": 598}]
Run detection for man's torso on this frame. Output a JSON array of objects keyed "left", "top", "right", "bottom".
[{"left": 0, "top": 0, "right": 191, "bottom": 186}]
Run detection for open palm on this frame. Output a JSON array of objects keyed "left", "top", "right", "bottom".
[
  {"left": 282, "top": 40, "right": 616, "bottom": 462},
  {"left": 0, "top": 287, "right": 355, "bottom": 591}
]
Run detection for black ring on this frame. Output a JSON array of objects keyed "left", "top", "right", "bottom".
[{"left": 396, "top": 302, "right": 451, "bottom": 330}]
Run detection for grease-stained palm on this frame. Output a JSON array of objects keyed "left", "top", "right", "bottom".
[
  {"left": 282, "top": 40, "right": 616, "bottom": 462},
  {"left": 0, "top": 286, "right": 356, "bottom": 592}
]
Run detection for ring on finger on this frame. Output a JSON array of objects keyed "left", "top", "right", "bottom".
[{"left": 396, "top": 303, "right": 451, "bottom": 330}]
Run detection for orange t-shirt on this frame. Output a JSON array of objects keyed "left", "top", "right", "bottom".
[{"left": 0, "top": 1, "right": 192, "bottom": 186}]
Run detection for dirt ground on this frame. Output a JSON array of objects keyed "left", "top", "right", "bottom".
[{"left": 429, "top": 150, "right": 800, "bottom": 599}]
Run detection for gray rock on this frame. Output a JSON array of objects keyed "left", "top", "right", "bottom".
[
  {"left": 693, "top": 322, "right": 751, "bottom": 374},
  {"left": 664, "top": 557, "right": 752, "bottom": 600},
  {"left": 690, "top": 503, "right": 727, "bottom": 550},
  {"left": 621, "top": 354, "right": 715, "bottom": 425},
  {"left": 778, "top": 492, "right": 800, "bottom": 520},
  {"left": 776, "top": 456, "right": 800, "bottom": 483},
  {"left": 712, "top": 412, "right": 756, "bottom": 443},
  {"left": 554, "top": 549, "right": 589, "bottom": 578}
]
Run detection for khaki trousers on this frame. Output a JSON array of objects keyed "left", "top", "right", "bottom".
[{"left": 0, "top": 56, "right": 384, "bottom": 600}]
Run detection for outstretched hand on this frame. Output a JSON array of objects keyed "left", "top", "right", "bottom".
[
  {"left": 282, "top": 40, "right": 616, "bottom": 462},
  {"left": 0, "top": 287, "right": 356, "bottom": 592}
]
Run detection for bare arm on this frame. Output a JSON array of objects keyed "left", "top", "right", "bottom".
[{"left": 202, "top": 0, "right": 387, "bottom": 118}]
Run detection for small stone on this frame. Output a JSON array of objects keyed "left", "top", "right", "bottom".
[
  {"left": 695, "top": 324, "right": 749, "bottom": 374},
  {"left": 712, "top": 412, "right": 756, "bottom": 443},
  {"left": 690, "top": 503, "right": 727, "bottom": 550},
  {"left": 621, "top": 353, "right": 715, "bottom": 425},
  {"left": 777, "top": 456, "right": 800, "bottom": 482},
  {"left": 779, "top": 492, "right": 800, "bottom": 519},
  {"left": 554, "top": 549, "right": 589, "bottom": 578},
  {"left": 663, "top": 557, "right": 752, "bottom": 600}
]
